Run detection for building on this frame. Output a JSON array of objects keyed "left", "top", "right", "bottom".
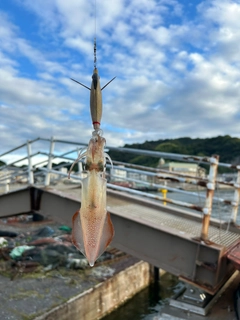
[{"left": 158, "top": 159, "right": 206, "bottom": 178}]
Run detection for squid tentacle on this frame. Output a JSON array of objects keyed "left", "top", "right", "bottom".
[
  {"left": 68, "top": 149, "right": 87, "bottom": 179},
  {"left": 104, "top": 152, "right": 113, "bottom": 169}
]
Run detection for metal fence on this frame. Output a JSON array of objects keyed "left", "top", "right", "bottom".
[{"left": 0, "top": 137, "right": 240, "bottom": 241}]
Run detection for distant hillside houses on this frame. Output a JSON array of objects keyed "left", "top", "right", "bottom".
[
  {"left": 110, "top": 159, "right": 206, "bottom": 188},
  {"left": 158, "top": 159, "right": 206, "bottom": 178}
]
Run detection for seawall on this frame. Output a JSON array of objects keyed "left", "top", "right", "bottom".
[{"left": 35, "top": 260, "right": 151, "bottom": 320}]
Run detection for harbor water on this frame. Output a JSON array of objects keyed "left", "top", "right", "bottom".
[
  {"left": 161, "top": 188, "right": 240, "bottom": 223},
  {"left": 103, "top": 273, "right": 183, "bottom": 320}
]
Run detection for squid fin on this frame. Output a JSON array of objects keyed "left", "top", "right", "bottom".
[
  {"left": 97, "top": 212, "right": 114, "bottom": 256},
  {"left": 72, "top": 210, "right": 114, "bottom": 267},
  {"left": 72, "top": 210, "right": 85, "bottom": 256},
  {"left": 86, "top": 212, "right": 114, "bottom": 267}
]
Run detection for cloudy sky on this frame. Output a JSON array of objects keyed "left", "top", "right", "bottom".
[{"left": 0, "top": 0, "right": 240, "bottom": 161}]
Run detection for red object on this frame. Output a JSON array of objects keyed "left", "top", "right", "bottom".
[
  {"left": 226, "top": 241, "right": 240, "bottom": 269},
  {"left": 28, "top": 237, "right": 57, "bottom": 246}
]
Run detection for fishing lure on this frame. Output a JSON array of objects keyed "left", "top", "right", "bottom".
[{"left": 71, "top": 67, "right": 115, "bottom": 130}]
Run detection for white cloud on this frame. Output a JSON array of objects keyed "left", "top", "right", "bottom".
[{"left": 0, "top": 0, "right": 240, "bottom": 163}]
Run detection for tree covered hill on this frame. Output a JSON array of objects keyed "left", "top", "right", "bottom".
[
  {"left": 108, "top": 135, "right": 240, "bottom": 168},
  {"left": 1, "top": 135, "right": 239, "bottom": 170}
]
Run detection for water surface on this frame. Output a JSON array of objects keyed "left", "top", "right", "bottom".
[{"left": 103, "top": 274, "right": 183, "bottom": 320}]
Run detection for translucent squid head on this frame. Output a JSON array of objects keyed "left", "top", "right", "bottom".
[{"left": 85, "top": 134, "right": 106, "bottom": 172}]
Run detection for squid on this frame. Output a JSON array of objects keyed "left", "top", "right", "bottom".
[
  {"left": 69, "top": 66, "right": 115, "bottom": 266},
  {"left": 70, "top": 132, "right": 114, "bottom": 267}
]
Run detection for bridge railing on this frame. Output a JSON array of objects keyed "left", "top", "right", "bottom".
[{"left": 0, "top": 137, "right": 240, "bottom": 241}]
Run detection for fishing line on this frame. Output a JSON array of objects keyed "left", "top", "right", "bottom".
[{"left": 94, "top": 0, "right": 97, "bottom": 69}]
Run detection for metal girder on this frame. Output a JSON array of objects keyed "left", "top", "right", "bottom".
[
  {"left": 0, "top": 187, "right": 31, "bottom": 217},
  {"left": 110, "top": 211, "right": 234, "bottom": 294},
  {"left": 40, "top": 189, "right": 79, "bottom": 224},
  {"left": 0, "top": 186, "right": 79, "bottom": 222},
  {"left": 0, "top": 186, "right": 237, "bottom": 294}
]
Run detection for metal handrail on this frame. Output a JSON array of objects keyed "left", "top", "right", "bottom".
[
  {"left": 0, "top": 136, "right": 239, "bottom": 240},
  {"left": 1, "top": 136, "right": 239, "bottom": 168}
]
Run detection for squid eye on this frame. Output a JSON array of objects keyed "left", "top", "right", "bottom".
[
  {"left": 85, "top": 162, "right": 91, "bottom": 171},
  {"left": 98, "top": 161, "right": 104, "bottom": 172}
]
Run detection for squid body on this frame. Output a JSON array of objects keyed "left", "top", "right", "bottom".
[{"left": 72, "top": 134, "right": 114, "bottom": 267}]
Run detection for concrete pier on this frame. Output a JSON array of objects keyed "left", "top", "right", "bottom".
[{"left": 35, "top": 261, "right": 151, "bottom": 320}]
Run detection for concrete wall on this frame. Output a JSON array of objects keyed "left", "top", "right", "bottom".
[{"left": 35, "top": 261, "right": 151, "bottom": 320}]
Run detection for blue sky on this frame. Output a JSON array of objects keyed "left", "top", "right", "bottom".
[{"left": 0, "top": 0, "right": 240, "bottom": 159}]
